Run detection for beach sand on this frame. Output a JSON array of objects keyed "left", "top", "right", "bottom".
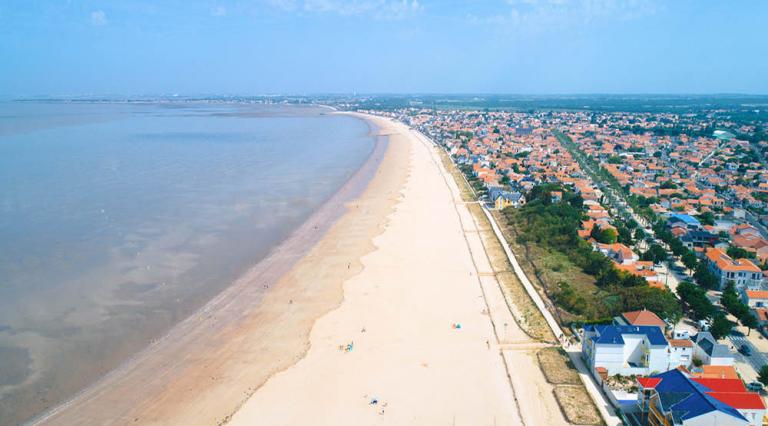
[
  {"left": 36, "top": 113, "right": 566, "bottom": 426},
  {"left": 33, "top": 113, "right": 400, "bottom": 425},
  {"left": 229, "top": 115, "right": 531, "bottom": 425}
]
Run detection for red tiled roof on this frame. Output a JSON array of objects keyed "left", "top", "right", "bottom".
[
  {"left": 637, "top": 377, "right": 662, "bottom": 389},
  {"left": 746, "top": 290, "right": 768, "bottom": 300},
  {"left": 669, "top": 339, "right": 693, "bottom": 348},
  {"left": 622, "top": 310, "right": 665, "bottom": 327},
  {"left": 692, "top": 378, "right": 746, "bottom": 393},
  {"left": 707, "top": 392, "right": 766, "bottom": 410}
]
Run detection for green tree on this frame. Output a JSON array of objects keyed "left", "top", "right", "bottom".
[
  {"left": 741, "top": 312, "right": 759, "bottom": 336},
  {"left": 682, "top": 251, "right": 698, "bottom": 271},
  {"left": 677, "top": 281, "right": 716, "bottom": 320},
  {"left": 710, "top": 314, "right": 734, "bottom": 339},
  {"left": 758, "top": 366, "right": 768, "bottom": 386},
  {"left": 694, "top": 262, "right": 719, "bottom": 290},
  {"left": 697, "top": 211, "right": 715, "bottom": 226},
  {"left": 591, "top": 226, "right": 618, "bottom": 244},
  {"left": 642, "top": 244, "right": 668, "bottom": 264},
  {"left": 660, "top": 180, "right": 677, "bottom": 189},
  {"left": 727, "top": 246, "right": 755, "bottom": 259},
  {"left": 616, "top": 286, "right": 682, "bottom": 324}
]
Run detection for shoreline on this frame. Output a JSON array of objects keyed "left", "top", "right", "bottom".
[
  {"left": 31, "top": 112, "right": 400, "bottom": 425},
  {"left": 228, "top": 114, "right": 529, "bottom": 425}
]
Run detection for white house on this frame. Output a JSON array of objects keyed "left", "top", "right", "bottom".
[
  {"left": 742, "top": 290, "right": 768, "bottom": 308},
  {"left": 692, "top": 332, "right": 735, "bottom": 366},
  {"left": 582, "top": 324, "right": 670, "bottom": 376},
  {"left": 668, "top": 339, "right": 694, "bottom": 369}
]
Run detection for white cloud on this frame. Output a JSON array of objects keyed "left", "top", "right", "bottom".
[
  {"left": 90, "top": 10, "right": 108, "bottom": 26},
  {"left": 470, "top": 0, "right": 658, "bottom": 34},
  {"left": 272, "top": 0, "right": 422, "bottom": 19},
  {"left": 212, "top": 6, "right": 228, "bottom": 16}
]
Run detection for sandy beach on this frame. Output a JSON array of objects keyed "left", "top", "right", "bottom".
[
  {"left": 35, "top": 112, "right": 568, "bottom": 426},
  {"left": 229, "top": 114, "right": 535, "bottom": 425}
]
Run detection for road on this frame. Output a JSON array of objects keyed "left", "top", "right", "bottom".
[{"left": 729, "top": 333, "right": 768, "bottom": 372}]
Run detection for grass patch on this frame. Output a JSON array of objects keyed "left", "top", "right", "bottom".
[
  {"left": 553, "top": 386, "right": 604, "bottom": 425},
  {"left": 537, "top": 347, "right": 581, "bottom": 385}
]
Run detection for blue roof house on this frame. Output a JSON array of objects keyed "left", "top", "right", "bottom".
[
  {"left": 667, "top": 214, "right": 702, "bottom": 231},
  {"left": 582, "top": 325, "right": 670, "bottom": 377}
]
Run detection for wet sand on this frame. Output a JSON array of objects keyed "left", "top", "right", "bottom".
[{"left": 32, "top": 113, "right": 402, "bottom": 425}]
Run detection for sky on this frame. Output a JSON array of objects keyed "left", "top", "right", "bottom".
[{"left": 1, "top": 0, "right": 767, "bottom": 96}]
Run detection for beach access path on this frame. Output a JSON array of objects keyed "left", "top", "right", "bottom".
[{"left": 230, "top": 114, "right": 571, "bottom": 425}]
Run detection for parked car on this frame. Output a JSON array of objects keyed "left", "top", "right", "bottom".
[
  {"left": 739, "top": 344, "right": 752, "bottom": 356},
  {"left": 747, "top": 382, "right": 764, "bottom": 392}
]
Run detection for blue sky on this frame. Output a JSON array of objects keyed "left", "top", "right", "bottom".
[{"left": 1, "top": 0, "right": 767, "bottom": 96}]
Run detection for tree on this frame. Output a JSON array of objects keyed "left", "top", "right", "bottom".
[
  {"left": 741, "top": 312, "right": 759, "bottom": 336},
  {"left": 591, "top": 226, "right": 618, "bottom": 244},
  {"left": 697, "top": 211, "right": 715, "bottom": 226},
  {"left": 677, "top": 281, "right": 716, "bottom": 321},
  {"left": 720, "top": 281, "right": 740, "bottom": 312},
  {"left": 758, "top": 366, "right": 768, "bottom": 387},
  {"left": 681, "top": 251, "right": 698, "bottom": 271},
  {"left": 694, "top": 262, "right": 719, "bottom": 290},
  {"left": 727, "top": 246, "right": 755, "bottom": 259},
  {"left": 616, "top": 286, "right": 682, "bottom": 325},
  {"left": 660, "top": 180, "right": 677, "bottom": 189},
  {"left": 710, "top": 314, "right": 734, "bottom": 340},
  {"left": 669, "top": 239, "right": 687, "bottom": 257},
  {"left": 634, "top": 228, "right": 646, "bottom": 242},
  {"left": 642, "top": 244, "right": 668, "bottom": 264},
  {"left": 616, "top": 223, "right": 634, "bottom": 245}
]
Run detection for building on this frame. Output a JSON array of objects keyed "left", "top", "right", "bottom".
[
  {"left": 488, "top": 187, "right": 526, "bottom": 210},
  {"left": 637, "top": 368, "right": 765, "bottom": 426},
  {"left": 680, "top": 230, "right": 719, "bottom": 249},
  {"left": 597, "top": 243, "right": 640, "bottom": 265},
  {"left": 742, "top": 290, "right": 768, "bottom": 308},
  {"left": 614, "top": 309, "right": 667, "bottom": 329},
  {"left": 669, "top": 339, "right": 694, "bottom": 368},
  {"left": 582, "top": 324, "right": 670, "bottom": 376},
  {"left": 667, "top": 213, "right": 702, "bottom": 232},
  {"left": 705, "top": 248, "right": 764, "bottom": 289},
  {"left": 692, "top": 332, "right": 735, "bottom": 366}
]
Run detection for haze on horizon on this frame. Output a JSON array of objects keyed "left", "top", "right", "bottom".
[{"left": 1, "top": 0, "right": 767, "bottom": 97}]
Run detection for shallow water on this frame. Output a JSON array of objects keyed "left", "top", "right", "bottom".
[{"left": 0, "top": 101, "right": 375, "bottom": 424}]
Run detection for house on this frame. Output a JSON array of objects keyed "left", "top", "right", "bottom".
[
  {"left": 614, "top": 309, "right": 666, "bottom": 329},
  {"left": 741, "top": 290, "right": 768, "bottom": 308},
  {"left": 550, "top": 190, "right": 563, "bottom": 203},
  {"left": 669, "top": 339, "right": 694, "bottom": 368},
  {"left": 597, "top": 243, "right": 640, "bottom": 265},
  {"left": 637, "top": 368, "right": 765, "bottom": 425},
  {"left": 692, "top": 332, "right": 735, "bottom": 366},
  {"left": 667, "top": 213, "right": 702, "bottom": 232},
  {"left": 680, "top": 230, "right": 719, "bottom": 249},
  {"left": 689, "top": 365, "right": 740, "bottom": 380},
  {"left": 582, "top": 324, "right": 670, "bottom": 376},
  {"left": 488, "top": 187, "right": 526, "bottom": 210},
  {"left": 705, "top": 248, "right": 764, "bottom": 289}
]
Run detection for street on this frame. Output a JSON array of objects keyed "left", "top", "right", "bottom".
[{"left": 729, "top": 333, "right": 768, "bottom": 372}]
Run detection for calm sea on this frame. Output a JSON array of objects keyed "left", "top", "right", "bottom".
[{"left": 0, "top": 101, "right": 375, "bottom": 424}]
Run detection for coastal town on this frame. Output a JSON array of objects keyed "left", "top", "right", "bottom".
[{"left": 352, "top": 105, "right": 768, "bottom": 425}]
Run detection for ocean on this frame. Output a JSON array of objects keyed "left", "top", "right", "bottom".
[{"left": 0, "top": 101, "right": 376, "bottom": 424}]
